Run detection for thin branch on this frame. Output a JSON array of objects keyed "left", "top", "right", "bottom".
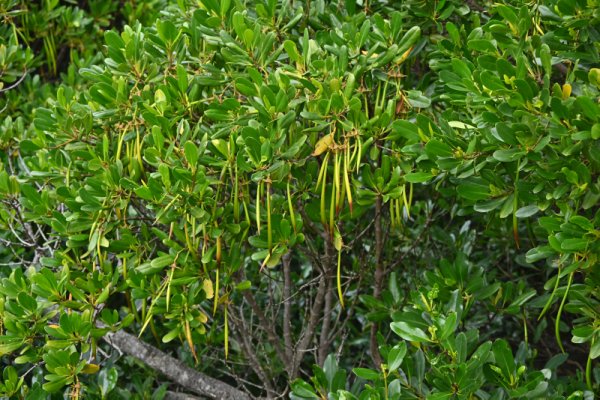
[
  {"left": 0, "top": 68, "right": 28, "bottom": 94},
  {"left": 386, "top": 209, "right": 435, "bottom": 273},
  {"left": 241, "top": 286, "right": 291, "bottom": 368},
  {"left": 228, "top": 306, "right": 277, "bottom": 399}
]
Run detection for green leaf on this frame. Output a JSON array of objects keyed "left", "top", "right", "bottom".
[
  {"left": 162, "top": 329, "right": 180, "bottom": 343},
  {"left": 390, "top": 321, "right": 431, "bottom": 343},
  {"left": 152, "top": 254, "right": 174, "bottom": 270},
  {"left": 575, "top": 96, "right": 599, "bottom": 121},
  {"left": 560, "top": 238, "right": 588, "bottom": 251},
  {"left": 507, "top": 289, "right": 537, "bottom": 309},
  {"left": 492, "top": 339, "right": 515, "bottom": 380},
  {"left": 352, "top": 368, "right": 380, "bottom": 380},
  {"left": 474, "top": 197, "right": 506, "bottom": 213},
  {"left": 95, "top": 368, "right": 117, "bottom": 398},
  {"left": 406, "top": 90, "right": 431, "bottom": 108},
  {"left": 590, "top": 339, "right": 600, "bottom": 359},
  {"left": 396, "top": 26, "right": 421, "bottom": 56},
  {"left": 42, "top": 377, "right": 70, "bottom": 393},
  {"left": 467, "top": 39, "right": 496, "bottom": 53},
  {"left": 515, "top": 205, "right": 539, "bottom": 218},
  {"left": 291, "top": 379, "right": 318, "bottom": 398},
  {"left": 323, "top": 354, "right": 338, "bottom": 389},
  {"left": 591, "top": 123, "right": 600, "bottom": 140},
  {"left": 389, "top": 120, "right": 419, "bottom": 141},
  {"left": 425, "top": 140, "right": 453, "bottom": 158},
  {"left": 0, "top": 337, "right": 24, "bottom": 356},
  {"left": 184, "top": 141, "right": 199, "bottom": 166},
  {"left": 457, "top": 182, "right": 490, "bottom": 201},
  {"left": 17, "top": 292, "right": 37, "bottom": 312},
  {"left": 404, "top": 172, "right": 433, "bottom": 183},
  {"left": 438, "top": 312, "right": 457, "bottom": 340},
  {"left": 493, "top": 148, "right": 524, "bottom": 162},
  {"left": 283, "top": 40, "right": 300, "bottom": 63},
  {"left": 387, "top": 342, "right": 407, "bottom": 372}
]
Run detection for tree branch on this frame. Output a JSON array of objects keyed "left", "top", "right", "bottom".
[
  {"left": 318, "top": 274, "right": 333, "bottom": 366},
  {"left": 164, "top": 391, "right": 202, "bottom": 400},
  {"left": 103, "top": 329, "right": 252, "bottom": 400},
  {"left": 370, "top": 197, "right": 384, "bottom": 368},
  {"left": 291, "top": 239, "right": 331, "bottom": 378},
  {"left": 282, "top": 251, "right": 294, "bottom": 364}
]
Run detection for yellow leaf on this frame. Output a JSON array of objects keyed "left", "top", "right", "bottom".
[
  {"left": 395, "top": 46, "right": 413, "bottom": 65},
  {"left": 197, "top": 312, "right": 208, "bottom": 323},
  {"left": 81, "top": 364, "right": 100, "bottom": 374},
  {"left": 312, "top": 134, "right": 334, "bottom": 156},
  {"left": 203, "top": 279, "right": 214, "bottom": 299},
  {"left": 562, "top": 83, "right": 572, "bottom": 99},
  {"left": 333, "top": 229, "right": 343, "bottom": 251}
]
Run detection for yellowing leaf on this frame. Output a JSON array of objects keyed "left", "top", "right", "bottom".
[
  {"left": 312, "top": 134, "right": 334, "bottom": 156},
  {"left": 395, "top": 46, "right": 413, "bottom": 65},
  {"left": 154, "top": 88, "right": 167, "bottom": 104},
  {"left": 562, "top": 83, "right": 571, "bottom": 99},
  {"left": 197, "top": 312, "right": 208, "bottom": 323},
  {"left": 82, "top": 363, "right": 100, "bottom": 374},
  {"left": 333, "top": 229, "right": 343, "bottom": 251},
  {"left": 203, "top": 279, "right": 214, "bottom": 299}
]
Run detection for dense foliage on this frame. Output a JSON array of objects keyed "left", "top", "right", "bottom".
[{"left": 0, "top": 0, "right": 598, "bottom": 399}]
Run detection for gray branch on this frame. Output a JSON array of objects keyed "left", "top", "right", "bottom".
[{"left": 103, "top": 329, "right": 252, "bottom": 400}]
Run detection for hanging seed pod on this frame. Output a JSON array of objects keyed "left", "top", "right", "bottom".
[
  {"left": 316, "top": 151, "right": 330, "bottom": 191},
  {"left": 344, "top": 145, "right": 353, "bottom": 214},
  {"left": 320, "top": 158, "right": 328, "bottom": 228},
  {"left": 334, "top": 227, "right": 344, "bottom": 308},
  {"left": 185, "top": 318, "right": 198, "bottom": 363},
  {"left": 287, "top": 179, "right": 297, "bottom": 232},
  {"left": 233, "top": 163, "right": 240, "bottom": 222},
  {"left": 256, "top": 180, "right": 262, "bottom": 234},
  {"left": 329, "top": 171, "right": 336, "bottom": 237},
  {"left": 266, "top": 178, "right": 272, "bottom": 251},
  {"left": 334, "top": 151, "right": 341, "bottom": 214},
  {"left": 213, "top": 234, "right": 221, "bottom": 316}
]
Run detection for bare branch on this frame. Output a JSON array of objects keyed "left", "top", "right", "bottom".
[
  {"left": 164, "top": 391, "right": 202, "bottom": 400},
  {"left": 0, "top": 68, "right": 28, "bottom": 94},
  {"left": 291, "top": 240, "right": 331, "bottom": 379},
  {"left": 370, "top": 197, "right": 384, "bottom": 368},
  {"left": 282, "top": 251, "right": 294, "bottom": 364},
  {"left": 241, "top": 287, "right": 291, "bottom": 369},
  {"left": 103, "top": 329, "right": 251, "bottom": 400},
  {"left": 318, "top": 275, "right": 333, "bottom": 366},
  {"left": 228, "top": 306, "right": 277, "bottom": 399}
]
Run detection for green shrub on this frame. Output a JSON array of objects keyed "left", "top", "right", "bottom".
[{"left": 0, "top": 0, "right": 598, "bottom": 398}]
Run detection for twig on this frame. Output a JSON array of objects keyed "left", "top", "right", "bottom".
[
  {"left": 0, "top": 68, "right": 28, "bottom": 94},
  {"left": 241, "top": 287, "right": 291, "bottom": 367},
  {"left": 228, "top": 307, "right": 277, "bottom": 398}
]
